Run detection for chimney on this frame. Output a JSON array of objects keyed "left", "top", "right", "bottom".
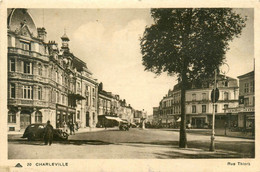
[{"left": 37, "top": 27, "right": 47, "bottom": 42}]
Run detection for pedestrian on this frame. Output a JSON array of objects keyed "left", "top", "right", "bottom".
[
  {"left": 69, "top": 121, "right": 75, "bottom": 135},
  {"left": 44, "top": 120, "right": 54, "bottom": 146},
  {"left": 63, "top": 121, "right": 68, "bottom": 133},
  {"left": 75, "top": 121, "right": 79, "bottom": 131},
  {"left": 188, "top": 123, "right": 191, "bottom": 129}
]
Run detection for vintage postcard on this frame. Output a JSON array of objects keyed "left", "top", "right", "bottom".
[{"left": 0, "top": 0, "right": 259, "bottom": 171}]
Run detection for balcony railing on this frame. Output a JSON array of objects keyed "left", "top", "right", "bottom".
[
  {"left": 8, "top": 98, "right": 52, "bottom": 107},
  {"left": 8, "top": 47, "right": 49, "bottom": 61}
]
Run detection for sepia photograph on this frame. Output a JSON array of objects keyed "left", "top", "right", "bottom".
[{"left": 1, "top": 1, "right": 259, "bottom": 171}]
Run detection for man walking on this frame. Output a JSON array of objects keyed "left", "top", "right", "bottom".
[
  {"left": 44, "top": 120, "right": 54, "bottom": 145},
  {"left": 69, "top": 121, "right": 75, "bottom": 135}
]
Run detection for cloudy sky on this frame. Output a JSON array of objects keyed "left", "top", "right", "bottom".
[{"left": 29, "top": 8, "right": 254, "bottom": 115}]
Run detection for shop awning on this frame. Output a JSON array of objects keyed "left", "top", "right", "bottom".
[
  {"left": 68, "top": 93, "right": 85, "bottom": 100},
  {"left": 105, "top": 116, "right": 124, "bottom": 122}
]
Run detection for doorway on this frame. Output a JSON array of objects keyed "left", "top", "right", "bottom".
[
  {"left": 86, "top": 112, "right": 89, "bottom": 127},
  {"left": 20, "top": 110, "right": 31, "bottom": 129}
]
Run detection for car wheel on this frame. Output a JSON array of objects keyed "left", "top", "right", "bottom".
[
  {"left": 62, "top": 132, "right": 69, "bottom": 140},
  {"left": 27, "top": 134, "right": 34, "bottom": 141}
]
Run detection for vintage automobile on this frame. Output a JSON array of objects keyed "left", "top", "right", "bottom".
[
  {"left": 21, "top": 123, "right": 69, "bottom": 141},
  {"left": 119, "top": 123, "right": 129, "bottom": 131}
]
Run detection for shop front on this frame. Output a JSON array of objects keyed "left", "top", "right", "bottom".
[
  {"left": 191, "top": 117, "right": 206, "bottom": 128},
  {"left": 56, "top": 104, "right": 68, "bottom": 128},
  {"left": 56, "top": 104, "right": 76, "bottom": 128},
  {"left": 226, "top": 107, "right": 254, "bottom": 131}
]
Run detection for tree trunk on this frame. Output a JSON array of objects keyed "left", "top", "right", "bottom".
[{"left": 179, "top": 71, "right": 187, "bottom": 148}]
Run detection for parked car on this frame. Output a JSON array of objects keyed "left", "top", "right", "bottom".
[
  {"left": 119, "top": 122, "right": 129, "bottom": 131},
  {"left": 21, "top": 123, "right": 69, "bottom": 141}
]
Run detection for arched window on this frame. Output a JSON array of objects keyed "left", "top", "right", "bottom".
[
  {"left": 35, "top": 111, "right": 42, "bottom": 123},
  {"left": 8, "top": 110, "right": 16, "bottom": 123}
]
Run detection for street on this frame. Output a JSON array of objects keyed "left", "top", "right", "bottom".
[{"left": 8, "top": 128, "right": 254, "bottom": 159}]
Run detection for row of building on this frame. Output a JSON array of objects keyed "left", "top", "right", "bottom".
[
  {"left": 153, "top": 71, "right": 255, "bottom": 130},
  {"left": 7, "top": 9, "right": 147, "bottom": 131}
]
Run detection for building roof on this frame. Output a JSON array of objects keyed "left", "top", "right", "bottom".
[
  {"left": 237, "top": 71, "right": 254, "bottom": 79},
  {"left": 7, "top": 9, "right": 37, "bottom": 37},
  {"left": 61, "top": 33, "right": 70, "bottom": 41}
]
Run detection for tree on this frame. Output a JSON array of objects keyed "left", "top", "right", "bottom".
[{"left": 140, "top": 8, "right": 246, "bottom": 148}]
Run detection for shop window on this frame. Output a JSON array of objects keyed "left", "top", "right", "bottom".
[
  {"left": 10, "top": 83, "right": 16, "bottom": 98},
  {"left": 8, "top": 110, "right": 16, "bottom": 123},
  {"left": 35, "top": 111, "right": 42, "bottom": 123},
  {"left": 10, "top": 58, "right": 16, "bottom": 72}
]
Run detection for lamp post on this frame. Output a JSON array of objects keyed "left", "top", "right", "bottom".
[
  {"left": 210, "top": 69, "right": 217, "bottom": 151},
  {"left": 209, "top": 63, "right": 229, "bottom": 151}
]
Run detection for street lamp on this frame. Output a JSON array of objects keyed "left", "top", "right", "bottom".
[
  {"left": 209, "top": 63, "right": 229, "bottom": 151},
  {"left": 210, "top": 69, "right": 217, "bottom": 151}
]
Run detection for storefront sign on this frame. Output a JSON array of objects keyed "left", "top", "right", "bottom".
[
  {"left": 225, "top": 107, "right": 254, "bottom": 113},
  {"left": 68, "top": 108, "right": 75, "bottom": 113},
  {"left": 56, "top": 105, "right": 67, "bottom": 111}
]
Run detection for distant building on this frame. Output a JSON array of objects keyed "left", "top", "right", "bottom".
[
  {"left": 152, "top": 107, "right": 159, "bottom": 124},
  {"left": 186, "top": 75, "right": 239, "bottom": 128},
  {"left": 155, "top": 74, "right": 239, "bottom": 128},
  {"left": 226, "top": 71, "right": 255, "bottom": 131},
  {"left": 134, "top": 110, "right": 143, "bottom": 124}
]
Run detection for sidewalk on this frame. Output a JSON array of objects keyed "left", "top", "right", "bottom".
[
  {"left": 165, "top": 128, "right": 254, "bottom": 139},
  {"left": 8, "top": 127, "right": 119, "bottom": 135},
  {"left": 76, "top": 127, "right": 119, "bottom": 133}
]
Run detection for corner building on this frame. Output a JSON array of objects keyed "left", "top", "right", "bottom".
[
  {"left": 154, "top": 74, "right": 239, "bottom": 129},
  {"left": 7, "top": 9, "right": 98, "bottom": 131}
]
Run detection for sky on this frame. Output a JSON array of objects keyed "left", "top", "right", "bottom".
[{"left": 29, "top": 8, "right": 254, "bottom": 115}]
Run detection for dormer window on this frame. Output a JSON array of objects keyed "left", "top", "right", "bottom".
[{"left": 20, "top": 41, "right": 30, "bottom": 50}]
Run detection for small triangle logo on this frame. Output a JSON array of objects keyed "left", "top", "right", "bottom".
[{"left": 15, "top": 163, "right": 23, "bottom": 168}]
